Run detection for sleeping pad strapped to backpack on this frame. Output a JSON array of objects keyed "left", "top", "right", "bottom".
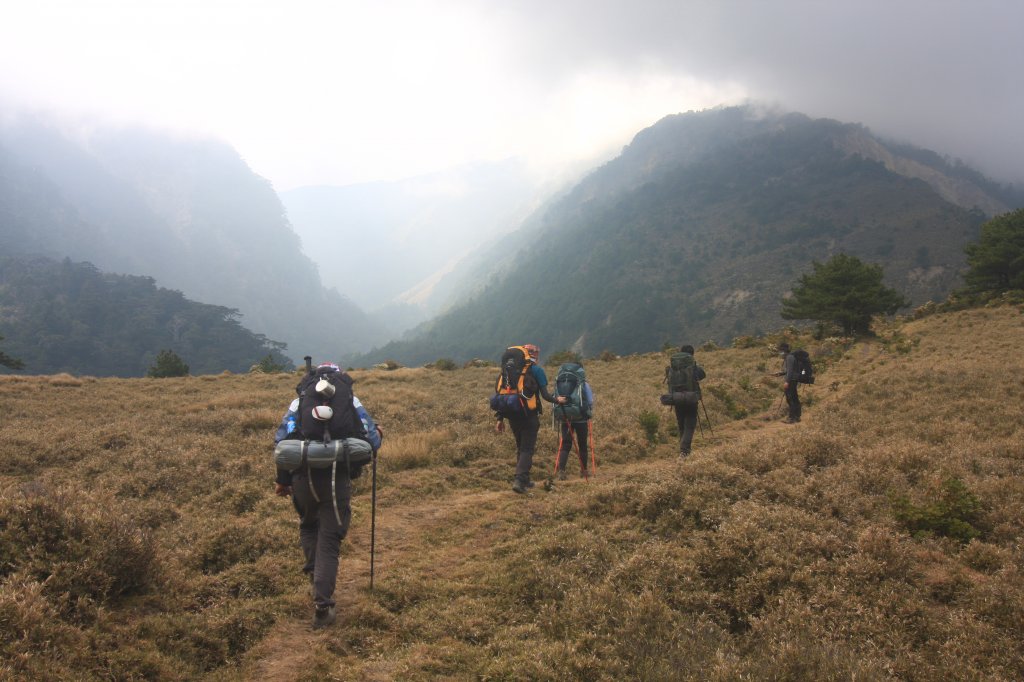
[
  {"left": 273, "top": 365, "right": 372, "bottom": 473},
  {"left": 552, "top": 362, "right": 590, "bottom": 422},
  {"left": 490, "top": 345, "right": 539, "bottom": 417}
]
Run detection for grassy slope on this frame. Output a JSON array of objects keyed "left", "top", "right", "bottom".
[{"left": 1, "top": 306, "right": 1022, "bottom": 680}]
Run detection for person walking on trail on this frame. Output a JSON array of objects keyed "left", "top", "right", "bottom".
[
  {"left": 777, "top": 343, "right": 801, "bottom": 423},
  {"left": 273, "top": 362, "right": 383, "bottom": 630},
  {"left": 553, "top": 362, "right": 595, "bottom": 481},
  {"left": 667, "top": 344, "right": 706, "bottom": 459},
  {"left": 491, "top": 344, "right": 558, "bottom": 494}
]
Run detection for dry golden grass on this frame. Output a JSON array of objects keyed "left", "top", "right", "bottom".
[{"left": 1, "top": 306, "right": 1023, "bottom": 680}]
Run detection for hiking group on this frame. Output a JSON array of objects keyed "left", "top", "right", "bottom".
[
  {"left": 490, "top": 344, "right": 596, "bottom": 493},
  {"left": 271, "top": 342, "right": 811, "bottom": 629}
]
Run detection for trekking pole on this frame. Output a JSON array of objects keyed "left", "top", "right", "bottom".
[
  {"left": 700, "top": 398, "right": 714, "bottom": 436},
  {"left": 370, "top": 450, "right": 377, "bottom": 591}
]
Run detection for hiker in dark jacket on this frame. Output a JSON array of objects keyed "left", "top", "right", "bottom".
[
  {"left": 555, "top": 378, "right": 595, "bottom": 480},
  {"left": 495, "top": 344, "right": 558, "bottom": 494},
  {"left": 777, "top": 343, "right": 801, "bottom": 423},
  {"left": 672, "top": 345, "right": 707, "bottom": 458},
  {"left": 273, "top": 362, "right": 382, "bottom": 629}
]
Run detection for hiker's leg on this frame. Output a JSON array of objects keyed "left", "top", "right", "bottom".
[
  {"left": 513, "top": 413, "right": 540, "bottom": 484},
  {"left": 679, "top": 405, "right": 697, "bottom": 455},
  {"left": 310, "top": 470, "right": 351, "bottom": 610},
  {"left": 785, "top": 384, "right": 800, "bottom": 421},
  {"left": 556, "top": 421, "right": 573, "bottom": 471},
  {"left": 292, "top": 472, "right": 319, "bottom": 576},
  {"left": 574, "top": 421, "right": 589, "bottom": 470}
]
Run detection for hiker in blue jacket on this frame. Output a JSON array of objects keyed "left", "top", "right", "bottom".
[
  {"left": 273, "top": 362, "right": 383, "bottom": 629},
  {"left": 555, "top": 376, "right": 595, "bottom": 480}
]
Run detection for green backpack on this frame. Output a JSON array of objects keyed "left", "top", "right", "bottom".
[
  {"left": 666, "top": 352, "right": 698, "bottom": 392},
  {"left": 552, "top": 363, "right": 591, "bottom": 422}
]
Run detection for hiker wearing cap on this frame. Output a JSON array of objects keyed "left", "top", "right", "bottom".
[
  {"left": 776, "top": 343, "right": 801, "bottom": 423},
  {"left": 273, "top": 362, "right": 382, "bottom": 629},
  {"left": 491, "top": 344, "right": 558, "bottom": 494}
]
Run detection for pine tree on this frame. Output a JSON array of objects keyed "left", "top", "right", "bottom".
[
  {"left": 781, "top": 254, "right": 908, "bottom": 336},
  {"left": 148, "top": 350, "right": 190, "bottom": 378},
  {"left": 963, "top": 208, "right": 1024, "bottom": 294}
]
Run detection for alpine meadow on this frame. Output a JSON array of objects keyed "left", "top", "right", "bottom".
[{"left": 1, "top": 302, "right": 1023, "bottom": 680}]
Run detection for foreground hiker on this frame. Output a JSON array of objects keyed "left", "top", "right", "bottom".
[
  {"left": 552, "top": 360, "right": 595, "bottom": 480},
  {"left": 274, "top": 361, "right": 382, "bottom": 629},
  {"left": 663, "top": 344, "right": 706, "bottom": 458},
  {"left": 491, "top": 344, "right": 557, "bottom": 494}
]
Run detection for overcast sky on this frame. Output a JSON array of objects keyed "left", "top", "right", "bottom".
[{"left": 1, "top": 0, "right": 1021, "bottom": 190}]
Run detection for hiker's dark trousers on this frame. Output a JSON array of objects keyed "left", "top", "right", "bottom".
[
  {"left": 292, "top": 469, "right": 352, "bottom": 610},
  {"left": 785, "top": 383, "right": 801, "bottom": 422},
  {"left": 557, "top": 420, "right": 590, "bottom": 472},
  {"left": 674, "top": 403, "right": 698, "bottom": 455},
  {"left": 509, "top": 412, "right": 540, "bottom": 485}
]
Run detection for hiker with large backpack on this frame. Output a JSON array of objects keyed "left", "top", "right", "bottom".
[
  {"left": 776, "top": 343, "right": 813, "bottom": 423},
  {"left": 662, "top": 344, "right": 707, "bottom": 459},
  {"left": 491, "top": 343, "right": 558, "bottom": 494},
  {"left": 552, "top": 361, "right": 595, "bottom": 481},
  {"left": 273, "top": 361, "right": 382, "bottom": 629}
]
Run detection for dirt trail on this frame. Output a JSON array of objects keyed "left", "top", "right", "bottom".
[{"left": 241, "top": 396, "right": 806, "bottom": 681}]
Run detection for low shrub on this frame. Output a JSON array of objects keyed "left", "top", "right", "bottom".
[{"left": 892, "top": 477, "right": 984, "bottom": 543}]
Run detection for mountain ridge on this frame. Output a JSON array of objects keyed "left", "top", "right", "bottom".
[{"left": 350, "top": 106, "right": 1016, "bottom": 366}]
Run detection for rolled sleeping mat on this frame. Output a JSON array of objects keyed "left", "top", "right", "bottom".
[
  {"left": 659, "top": 391, "right": 699, "bottom": 407},
  {"left": 275, "top": 437, "right": 373, "bottom": 472}
]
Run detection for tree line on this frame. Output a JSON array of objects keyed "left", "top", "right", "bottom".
[{"left": 0, "top": 256, "right": 293, "bottom": 376}]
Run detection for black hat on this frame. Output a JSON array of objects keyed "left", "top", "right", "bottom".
[{"left": 778, "top": 342, "right": 790, "bottom": 352}]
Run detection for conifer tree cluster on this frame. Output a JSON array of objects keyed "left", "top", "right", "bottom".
[{"left": 780, "top": 254, "right": 908, "bottom": 335}]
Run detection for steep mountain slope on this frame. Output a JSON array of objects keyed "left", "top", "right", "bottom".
[
  {"left": 356, "top": 107, "right": 1016, "bottom": 365},
  {"left": 0, "top": 117, "right": 386, "bottom": 362}
]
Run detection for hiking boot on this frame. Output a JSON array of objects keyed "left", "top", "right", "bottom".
[
  {"left": 782, "top": 418, "right": 797, "bottom": 424},
  {"left": 511, "top": 480, "right": 527, "bottom": 494},
  {"left": 312, "top": 605, "right": 336, "bottom": 630},
  {"left": 580, "top": 469, "right": 588, "bottom": 479},
  {"left": 526, "top": 479, "right": 536, "bottom": 488},
  {"left": 679, "top": 451, "right": 690, "bottom": 460},
  {"left": 557, "top": 469, "right": 567, "bottom": 481}
]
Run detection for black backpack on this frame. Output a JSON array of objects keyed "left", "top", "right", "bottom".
[
  {"left": 491, "top": 346, "right": 539, "bottom": 416},
  {"left": 295, "top": 367, "right": 366, "bottom": 443},
  {"left": 791, "top": 350, "right": 815, "bottom": 384}
]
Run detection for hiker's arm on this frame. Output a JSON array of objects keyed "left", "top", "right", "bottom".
[
  {"left": 495, "top": 418, "right": 505, "bottom": 433},
  {"left": 538, "top": 383, "right": 557, "bottom": 403},
  {"left": 274, "top": 467, "right": 293, "bottom": 496}
]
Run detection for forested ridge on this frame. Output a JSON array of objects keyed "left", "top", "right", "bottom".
[
  {"left": 354, "top": 108, "right": 1012, "bottom": 366},
  {"left": 0, "top": 256, "right": 291, "bottom": 376}
]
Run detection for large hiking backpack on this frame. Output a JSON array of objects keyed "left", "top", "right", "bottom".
[
  {"left": 490, "top": 345, "right": 539, "bottom": 417},
  {"left": 552, "top": 363, "right": 591, "bottom": 422},
  {"left": 295, "top": 366, "right": 366, "bottom": 443},
  {"left": 662, "top": 352, "right": 700, "bottom": 406},
  {"left": 792, "top": 349, "right": 815, "bottom": 384}
]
